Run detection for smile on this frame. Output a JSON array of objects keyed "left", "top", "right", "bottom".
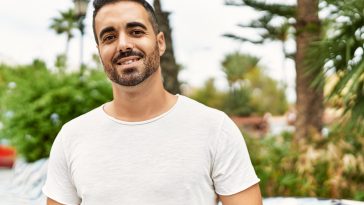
[{"left": 116, "top": 56, "right": 141, "bottom": 66}]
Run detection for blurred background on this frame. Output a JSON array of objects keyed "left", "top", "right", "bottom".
[{"left": 0, "top": 0, "right": 363, "bottom": 203}]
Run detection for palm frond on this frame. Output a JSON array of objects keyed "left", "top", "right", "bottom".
[
  {"left": 225, "top": 0, "right": 296, "bottom": 18},
  {"left": 222, "top": 34, "right": 264, "bottom": 44}
]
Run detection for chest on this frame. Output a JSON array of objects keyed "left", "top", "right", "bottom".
[{"left": 68, "top": 129, "right": 215, "bottom": 203}]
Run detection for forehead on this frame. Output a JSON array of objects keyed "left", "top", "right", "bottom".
[{"left": 95, "top": 1, "right": 152, "bottom": 33}]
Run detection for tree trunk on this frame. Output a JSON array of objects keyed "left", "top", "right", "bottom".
[
  {"left": 65, "top": 35, "right": 71, "bottom": 61},
  {"left": 153, "top": 0, "right": 181, "bottom": 94},
  {"left": 295, "top": 0, "right": 324, "bottom": 140}
]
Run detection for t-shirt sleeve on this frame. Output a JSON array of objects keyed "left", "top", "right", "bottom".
[
  {"left": 211, "top": 114, "right": 260, "bottom": 196},
  {"left": 42, "top": 128, "right": 81, "bottom": 205}
]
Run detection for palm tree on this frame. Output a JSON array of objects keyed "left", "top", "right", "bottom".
[
  {"left": 221, "top": 52, "right": 259, "bottom": 89},
  {"left": 295, "top": 0, "right": 323, "bottom": 140},
  {"left": 153, "top": 0, "right": 181, "bottom": 94},
  {"left": 224, "top": 0, "right": 324, "bottom": 140},
  {"left": 307, "top": 0, "right": 364, "bottom": 126},
  {"left": 49, "top": 8, "right": 78, "bottom": 61}
]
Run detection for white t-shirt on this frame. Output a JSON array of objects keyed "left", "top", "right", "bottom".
[{"left": 42, "top": 95, "right": 259, "bottom": 205}]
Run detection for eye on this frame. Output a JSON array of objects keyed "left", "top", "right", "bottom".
[
  {"left": 102, "top": 34, "right": 116, "bottom": 43},
  {"left": 130, "top": 30, "right": 145, "bottom": 37}
]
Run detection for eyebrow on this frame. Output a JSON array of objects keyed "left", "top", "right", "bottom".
[
  {"left": 98, "top": 22, "right": 148, "bottom": 40},
  {"left": 126, "top": 21, "right": 147, "bottom": 30},
  {"left": 99, "top": 26, "right": 116, "bottom": 40}
]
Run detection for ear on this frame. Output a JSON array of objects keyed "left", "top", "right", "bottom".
[{"left": 156, "top": 32, "right": 166, "bottom": 56}]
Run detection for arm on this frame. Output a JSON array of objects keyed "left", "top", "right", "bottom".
[
  {"left": 219, "top": 183, "right": 263, "bottom": 205},
  {"left": 47, "top": 197, "right": 65, "bottom": 205},
  {"left": 43, "top": 131, "right": 81, "bottom": 204}
]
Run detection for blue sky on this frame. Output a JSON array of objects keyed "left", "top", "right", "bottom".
[{"left": 0, "top": 0, "right": 296, "bottom": 102}]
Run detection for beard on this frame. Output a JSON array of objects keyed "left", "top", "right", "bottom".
[{"left": 103, "top": 43, "right": 160, "bottom": 87}]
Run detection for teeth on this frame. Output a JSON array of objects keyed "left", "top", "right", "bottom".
[
  {"left": 121, "top": 58, "right": 139, "bottom": 65},
  {"left": 125, "top": 60, "right": 133, "bottom": 64}
]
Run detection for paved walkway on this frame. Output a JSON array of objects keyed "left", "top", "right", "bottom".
[{"left": 0, "top": 168, "right": 13, "bottom": 185}]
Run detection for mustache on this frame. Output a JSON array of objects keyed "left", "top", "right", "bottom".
[{"left": 112, "top": 50, "right": 144, "bottom": 64}]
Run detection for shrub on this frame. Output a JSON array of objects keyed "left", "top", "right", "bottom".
[
  {"left": 245, "top": 127, "right": 364, "bottom": 200},
  {"left": 0, "top": 61, "right": 112, "bottom": 162}
]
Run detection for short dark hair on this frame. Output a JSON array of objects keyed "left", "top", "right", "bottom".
[{"left": 92, "top": 0, "right": 160, "bottom": 44}]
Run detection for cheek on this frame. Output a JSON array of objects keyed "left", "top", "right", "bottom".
[{"left": 99, "top": 46, "right": 114, "bottom": 64}]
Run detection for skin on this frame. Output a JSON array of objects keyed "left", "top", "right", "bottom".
[
  {"left": 47, "top": 198, "right": 64, "bottom": 205},
  {"left": 219, "top": 183, "right": 263, "bottom": 205},
  {"left": 47, "top": 1, "right": 263, "bottom": 204},
  {"left": 96, "top": 1, "right": 176, "bottom": 123}
]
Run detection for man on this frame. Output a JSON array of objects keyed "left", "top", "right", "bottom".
[{"left": 42, "top": 0, "right": 262, "bottom": 204}]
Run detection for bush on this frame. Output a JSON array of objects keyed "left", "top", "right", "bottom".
[
  {"left": 189, "top": 78, "right": 226, "bottom": 110},
  {"left": 245, "top": 126, "right": 364, "bottom": 200},
  {"left": 223, "top": 87, "right": 253, "bottom": 116},
  {"left": 189, "top": 72, "right": 288, "bottom": 117},
  {"left": 0, "top": 60, "right": 112, "bottom": 162}
]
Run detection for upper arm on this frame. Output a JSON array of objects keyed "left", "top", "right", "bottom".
[
  {"left": 42, "top": 130, "right": 81, "bottom": 204},
  {"left": 212, "top": 115, "right": 260, "bottom": 195},
  {"left": 47, "top": 197, "right": 65, "bottom": 205},
  {"left": 219, "top": 183, "right": 263, "bottom": 205}
]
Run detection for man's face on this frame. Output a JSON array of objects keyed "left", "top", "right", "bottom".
[{"left": 95, "top": 1, "right": 165, "bottom": 86}]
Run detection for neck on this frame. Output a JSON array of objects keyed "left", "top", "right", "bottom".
[{"left": 104, "top": 68, "right": 177, "bottom": 122}]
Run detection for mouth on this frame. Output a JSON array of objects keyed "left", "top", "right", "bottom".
[{"left": 116, "top": 56, "right": 142, "bottom": 66}]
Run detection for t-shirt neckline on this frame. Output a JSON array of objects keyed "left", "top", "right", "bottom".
[{"left": 100, "top": 94, "right": 181, "bottom": 125}]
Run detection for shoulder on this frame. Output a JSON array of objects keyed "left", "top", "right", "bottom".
[
  {"left": 65, "top": 105, "right": 103, "bottom": 125},
  {"left": 177, "top": 95, "right": 226, "bottom": 118},
  {"left": 175, "top": 95, "right": 230, "bottom": 128},
  {"left": 58, "top": 105, "right": 105, "bottom": 138},
  {"left": 177, "top": 96, "right": 243, "bottom": 140}
]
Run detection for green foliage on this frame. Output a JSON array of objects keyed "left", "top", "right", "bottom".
[
  {"left": 0, "top": 60, "right": 112, "bottom": 162},
  {"left": 245, "top": 125, "right": 364, "bottom": 199},
  {"left": 49, "top": 8, "right": 78, "bottom": 41},
  {"left": 223, "top": 87, "right": 253, "bottom": 116},
  {"left": 190, "top": 52, "right": 288, "bottom": 116},
  {"left": 222, "top": 52, "right": 259, "bottom": 86},
  {"left": 226, "top": 0, "right": 296, "bottom": 17},
  {"left": 223, "top": 52, "right": 288, "bottom": 116},
  {"left": 54, "top": 54, "right": 67, "bottom": 73},
  {"left": 224, "top": 0, "right": 296, "bottom": 58},
  {"left": 307, "top": 0, "right": 364, "bottom": 124},
  {"left": 189, "top": 76, "right": 287, "bottom": 116},
  {"left": 189, "top": 78, "right": 226, "bottom": 110},
  {"left": 49, "top": 8, "right": 78, "bottom": 64},
  {"left": 246, "top": 69, "right": 288, "bottom": 115},
  {"left": 227, "top": 0, "right": 364, "bottom": 124}
]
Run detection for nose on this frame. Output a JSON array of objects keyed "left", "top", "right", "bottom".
[{"left": 117, "top": 33, "right": 134, "bottom": 52}]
